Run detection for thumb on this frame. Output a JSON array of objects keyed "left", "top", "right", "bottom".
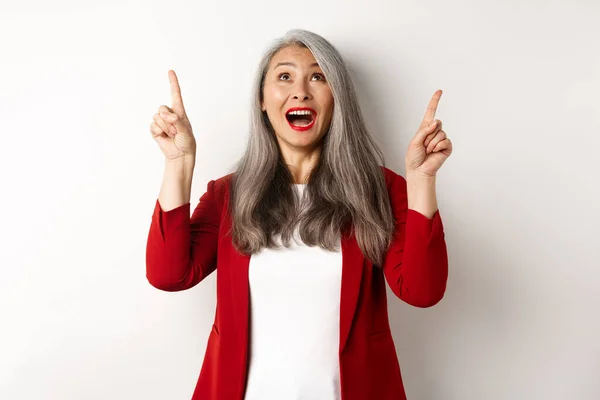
[
  {"left": 161, "top": 107, "right": 190, "bottom": 134},
  {"left": 412, "top": 120, "right": 439, "bottom": 145}
]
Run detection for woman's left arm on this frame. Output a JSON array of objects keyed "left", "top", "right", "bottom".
[
  {"left": 382, "top": 171, "right": 447, "bottom": 308},
  {"left": 383, "top": 89, "right": 453, "bottom": 307},
  {"left": 406, "top": 171, "right": 438, "bottom": 219}
]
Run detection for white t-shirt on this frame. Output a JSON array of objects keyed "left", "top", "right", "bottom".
[{"left": 244, "top": 184, "right": 343, "bottom": 400}]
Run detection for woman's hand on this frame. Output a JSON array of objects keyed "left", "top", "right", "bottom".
[
  {"left": 150, "top": 70, "right": 197, "bottom": 160},
  {"left": 405, "top": 90, "right": 453, "bottom": 177}
]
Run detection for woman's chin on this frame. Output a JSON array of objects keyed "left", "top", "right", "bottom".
[{"left": 277, "top": 132, "right": 322, "bottom": 150}]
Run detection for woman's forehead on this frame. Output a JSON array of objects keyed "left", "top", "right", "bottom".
[{"left": 270, "top": 46, "right": 320, "bottom": 69}]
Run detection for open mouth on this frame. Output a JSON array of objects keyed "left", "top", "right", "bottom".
[{"left": 285, "top": 109, "right": 316, "bottom": 130}]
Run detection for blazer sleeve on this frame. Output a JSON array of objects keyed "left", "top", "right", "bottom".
[
  {"left": 382, "top": 171, "right": 448, "bottom": 307},
  {"left": 145, "top": 179, "right": 220, "bottom": 292}
]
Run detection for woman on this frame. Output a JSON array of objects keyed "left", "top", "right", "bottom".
[{"left": 146, "top": 29, "right": 452, "bottom": 400}]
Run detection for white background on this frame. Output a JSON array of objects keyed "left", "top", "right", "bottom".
[{"left": 1, "top": 0, "right": 599, "bottom": 399}]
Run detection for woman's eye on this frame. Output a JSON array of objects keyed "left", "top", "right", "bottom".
[{"left": 277, "top": 72, "right": 325, "bottom": 81}]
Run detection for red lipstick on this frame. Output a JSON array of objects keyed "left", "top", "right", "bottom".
[{"left": 285, "top": 107, "right": 317, "bottom": 132}]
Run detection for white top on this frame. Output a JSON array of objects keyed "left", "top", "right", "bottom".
[{"left": 244, "top": 184, "right": 343, "bottom": 400}]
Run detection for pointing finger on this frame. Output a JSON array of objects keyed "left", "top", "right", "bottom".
[
  {"left": 421, "top": 89, "right": 442, "bottom": 127},
  {"left": 168, "top": 70, "right": 186, "bottom": 117}
]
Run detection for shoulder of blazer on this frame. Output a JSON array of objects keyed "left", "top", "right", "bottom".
[
  {"left": 380, "top": 165, "right": 404, "bottom": 193},
  {"left": 210, "top": 172, "right": 234, "bottom": 211}
]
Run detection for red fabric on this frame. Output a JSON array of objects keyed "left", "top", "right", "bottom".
[{"left": 146, "top": 166, "right": 448, "bottom": 400}]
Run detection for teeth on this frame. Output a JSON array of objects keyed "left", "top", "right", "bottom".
[{"left": 287, "top": 110, "right": 313, "bottom": 116}]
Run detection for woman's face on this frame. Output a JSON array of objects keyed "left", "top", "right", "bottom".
[{"left": 261, "top": 45, "right": 334, "bottom": 155}]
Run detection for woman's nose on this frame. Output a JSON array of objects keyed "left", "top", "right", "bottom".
[{"left": 292, "top": 80, "right": 311, "bottom": 100}]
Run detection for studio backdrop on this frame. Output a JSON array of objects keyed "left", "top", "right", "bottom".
[{"left": 1, "top": 0, "right": 599, "bottom": 399}]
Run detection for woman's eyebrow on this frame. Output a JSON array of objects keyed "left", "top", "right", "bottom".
[{"left": 273, "top": 62, "right": 320, "bottom": 69}]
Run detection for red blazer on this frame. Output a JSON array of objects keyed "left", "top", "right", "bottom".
[{"left": 146, "top": 166, "right": 448, "bottom": 400}]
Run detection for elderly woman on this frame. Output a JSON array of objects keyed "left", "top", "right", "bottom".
[{"left": 147, "top": 29, "right": 452, "bottom": 400}]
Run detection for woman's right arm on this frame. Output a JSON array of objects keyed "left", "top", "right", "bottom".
[
  {"left": 146, "top": 169, "right": 220, "bottom": 292},
  {"left": 158, "top": 156, "right": 195, "bottom": 211},
  {"left": 145, "top": 70, "right": 219, "bottom": 291}
]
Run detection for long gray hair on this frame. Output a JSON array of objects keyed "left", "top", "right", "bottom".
[{"left": 227, "top": 29, "right": 395, "bottom": 267}]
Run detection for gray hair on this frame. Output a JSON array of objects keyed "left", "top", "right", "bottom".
[{"left": 226, "top": 28, "right": 395, "bottom": 267}]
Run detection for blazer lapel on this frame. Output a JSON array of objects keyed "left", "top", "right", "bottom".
[
  {"left": 229, "top": 245, "right": 250, "bottom": 340},
  {"left": 339, "top": 228, "right": 364, "bottom": 352}
]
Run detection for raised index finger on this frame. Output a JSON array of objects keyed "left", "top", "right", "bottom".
[
  {"left": 168, "top": 70, "right": 186, "bottom": 116},
  {"left": 422, "top": 89, "right": 442, "bottom": 126}
]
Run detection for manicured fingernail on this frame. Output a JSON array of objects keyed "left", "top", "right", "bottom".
[{"left": 160, "top": 112, "right": 169, "bottom": 118}]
